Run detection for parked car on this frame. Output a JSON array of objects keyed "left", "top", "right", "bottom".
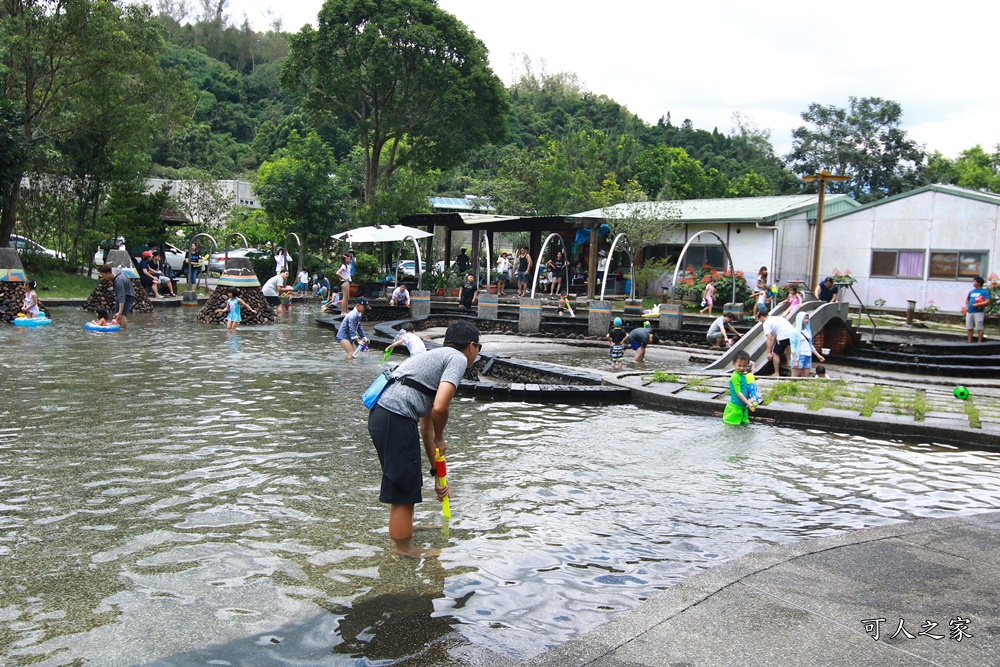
[
  {"left": 207, "top": 247, "right": 267, "bottom": 273},
  {"left": 92, "top": 240, "right": 185, "bottom": 274},
  {"left": 155, "top": 243, "right": 187, "bottom": 274},
  {"left": 395, "top": 260, "right": 418, "bottom": 276},
  {"left": 92, "top": 237, "right": 127, "bottom": 266},
  {"left": 7, "top": 235, "right": 65, "bottom": 259}
]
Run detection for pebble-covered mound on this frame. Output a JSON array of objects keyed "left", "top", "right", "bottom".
[{"left": 196, "top": 257, "right": 277, "bottom": 325}]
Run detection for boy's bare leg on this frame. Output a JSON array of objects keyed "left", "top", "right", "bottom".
[{"left": 389, "top": 503, "right": 439, "bottom": 558}]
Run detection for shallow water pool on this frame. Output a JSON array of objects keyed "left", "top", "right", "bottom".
[{"left": 2, "top": 307, "right": 1000, "bottom": 665}]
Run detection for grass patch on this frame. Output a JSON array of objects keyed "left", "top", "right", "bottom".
[
  {"left": 684, "top": 377, "right": 706, "bottom": 390},
  {"left": 806, "top": 380, "right": 847, "bottom": 410},
  {"left": 762, "top": 379, "right": 849, "bottom": 410},
  {"left": 762, "top": 381, "right": 801, "bottom": 405},
  {"left": 642, "top": 370, "right": 680, "bottom": 386},
  {"left": 29, "top": 270, "right": 100, "bottom": 298},
  {"left": 886, "top": 393, "right": 904, "bottom": 414},
  {"left": 857, "top": 385, "right": 883, "bottom": 417},
  {"left": 964, "top": 399, "right": 982, "bottom": 429},
  {"left": 911, "top": 391, "right": 926, "bottom": 422}
]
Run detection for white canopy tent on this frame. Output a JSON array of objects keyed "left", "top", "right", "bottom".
[
  {"left": 331, "top": 225, "right": 433, "bottom": 290},
  {"left": 331, "top": 225, "right": 432, "bottom": 244}
]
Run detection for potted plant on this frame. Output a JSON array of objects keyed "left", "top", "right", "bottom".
[
  {"left": 427, "top": 268, "right": 448, "bottom": 296},
  {"left": 352, "top": 252, "right": 382, "bottom": 298}
]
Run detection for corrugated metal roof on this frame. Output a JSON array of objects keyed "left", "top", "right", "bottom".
[
  {"left": 569, "top": 194, "right": 858, "bottom": 223},
  {"left": 428, "top": 196, "right": 494, "bottom": 212}
]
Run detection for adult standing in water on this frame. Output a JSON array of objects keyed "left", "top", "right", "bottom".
[
  {"left": 337, "top": 254, "right": 351, "bottom": 315},
  {"left": 368, "top": 320, "right": 481, "bottom": 557},
  {"left": 99, "top": 263, "right": 134, "bottom": 330},
  {"left": 336, "top": 297, "right": 369, "bottom": 359}
]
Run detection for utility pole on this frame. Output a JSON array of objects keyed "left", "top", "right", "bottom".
[{"left": 803, "top": 170, "right": 849, "bottom": 291}]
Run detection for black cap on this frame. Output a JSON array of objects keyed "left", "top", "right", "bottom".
[{"left": 356, "top": 296, "right": 369, "bottom": 307}]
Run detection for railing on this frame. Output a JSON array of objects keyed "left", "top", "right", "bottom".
[{"left": 843, "top": 282, "right": 876, "bottom": 342}]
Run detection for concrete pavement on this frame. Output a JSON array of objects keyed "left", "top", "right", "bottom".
[{"left": 526, "top": 512, "right": 1000, "bottom": 666}]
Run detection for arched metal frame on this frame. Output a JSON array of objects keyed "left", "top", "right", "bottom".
[
  {"left": 393, "top": 236, "right": 425, "bottom": 291},
  {"left": 667, "top": 230, "right": 737, "bottom": 305},
  {"left": 184, "top": 232, "right": 219, "bottom": 287},
  {"left": 283, "top": 232, "right": 303, "bottom": 275},
  {"left": 223, "top": 232, "right": 250, "bottom": 264},
  {"left": 478, "top": 233, "right": 491, "bottom": 293},
  {"left": 599, "top": 233, "right": 636, "bottom": 302},
  {"left": 529, "top": 233, "right": 570, "bottom": 299}
]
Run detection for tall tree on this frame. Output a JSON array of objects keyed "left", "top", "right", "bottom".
[
  {"left": 283, "top": 0, "right": 509, "bottom": 205},
  {"left": 927, "top": 145, "right": 1000, "bottom": 193},
  {"left": 786, "top": 96, "right": 927, "bottom": 203},
  {"left": 0, "top": 0, "right": 182, "bottom": 246},
  {"left": 254, "top": 130, "right": 347, "bottom": 250}
]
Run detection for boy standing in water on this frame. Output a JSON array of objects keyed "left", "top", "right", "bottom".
[
  {"left": 724, "top": 350, "right": 754, "bottom": 425},
  {"left": 368, "top": 321, "right": 482, "bottom": 557},
  {"left": 605, "top": 317, "right": 626, "bottom": 369}
]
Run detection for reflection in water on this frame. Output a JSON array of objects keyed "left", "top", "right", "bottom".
[
  {"left": 2, "top": 307, "right": 1000, "bottom": 665},
  {"left": 333, "top": 559, "right": 455, "bottom": 661}
]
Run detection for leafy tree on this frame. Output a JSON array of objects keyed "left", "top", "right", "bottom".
[
  {"left": 254, "top": 130, "right": 347, "bottom": 250},
  {"left": 225, "top": 208, "right": 277, "bottom": 248},
  {"left": 100, "top": 180, "right": 173, "bottom": 250},
  {"left": 0, "top": 99, "right": 28, "bottom": 218},
  {"left": 926, "top": 146, "right": 1000, "bottom": 193},
  {"left": 634, "top": 146, "right": 714, "bottom": 200},
  {"left": 599, "top": 178, "right": 679, "bottom": 261},
  {"left": 786, "top": 96, "right": 927, "bottom": 203},
  {"left": 172, "top": 175, "right": 234, "bottom": 228},
  {"left": 283, "top": 0, "right": 509, "bottom": 204},
  {"left": 0, "top": 0, "right": 184, "bottom": 246},
  {"left": 732, "top": 170, "right": 772, "bottom": 197}
]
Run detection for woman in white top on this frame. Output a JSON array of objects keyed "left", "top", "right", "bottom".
[
  {"left": 274, "top": 247, "right": 291, "bottom": 274},
  {"left": 496, "top": 252, "right": 510, "bottom": 296}
]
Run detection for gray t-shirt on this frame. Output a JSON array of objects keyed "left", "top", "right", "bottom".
[
  {"left": 113, "top": 271, "right": 135, "bottom": 300},
  {"left": 377, "top": 347, "right": 468, "bottom": 420},
  {"left": 707, "top": 316, "right": 725, "bottom": 337},
  {"left": 262, "top": 274, "right": 284, "bottom": 297}
]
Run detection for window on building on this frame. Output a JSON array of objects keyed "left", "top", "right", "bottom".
[
  {"left": 666, "top": 245, "right": 727, "bottom": 270},
  {"left": 870, "top": 250, "right": 924, "bottom": 278},
  {"left": 928, "top": 251, "right": 988, "bottom": 280}
]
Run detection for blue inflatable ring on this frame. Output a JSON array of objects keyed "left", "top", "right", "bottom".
[
  {"left": 13, "top": 317, "right": 51, "bottom": 327},
  {"left": 84, "top": 322, "right": 120, "bottom": 332}
]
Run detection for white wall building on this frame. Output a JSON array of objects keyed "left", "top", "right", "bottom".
[
  {"left": 146, "top": 178, "right": 262, "bottom": 226},
  {"left": 571, "top": 194, "right": 860, "bottom": 283},
  {"left": 821, "top": 184, "right": 998, "bottom": 312}
]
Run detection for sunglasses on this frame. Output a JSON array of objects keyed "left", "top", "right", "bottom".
[{"left": 472, "top": 341, "right": 482, "bottom": 351}]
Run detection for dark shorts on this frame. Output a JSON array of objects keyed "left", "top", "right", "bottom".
[
  {"left": 630, "top": 339, "right": 645, "bottom": 351},
  {"left": 773, "top": 338, "right": 790, "bottom": 356},
  {"left": 265, "top": 295, "right": 281, "bottom": 306},
  {"left": 368, "top": 405, "right": 423, "bottom": 505},
  {"left": 516, "top": 271, "right": 528, "bottom": 283},
  {"left": 118, "top": 295, "right": 134, "bottom": 316}
]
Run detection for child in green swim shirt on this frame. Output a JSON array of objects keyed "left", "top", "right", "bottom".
[{"left": 724, "top": 350, "right": 754, "bottom": 425}]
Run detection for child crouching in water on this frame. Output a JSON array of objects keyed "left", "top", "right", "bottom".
[{"left": 723, "top": 350, "right": 755, "bottom": 425}]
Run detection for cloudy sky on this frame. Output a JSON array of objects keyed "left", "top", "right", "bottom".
[{"left": 173, "top": 0, "right": 999, "bottom": 158}]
